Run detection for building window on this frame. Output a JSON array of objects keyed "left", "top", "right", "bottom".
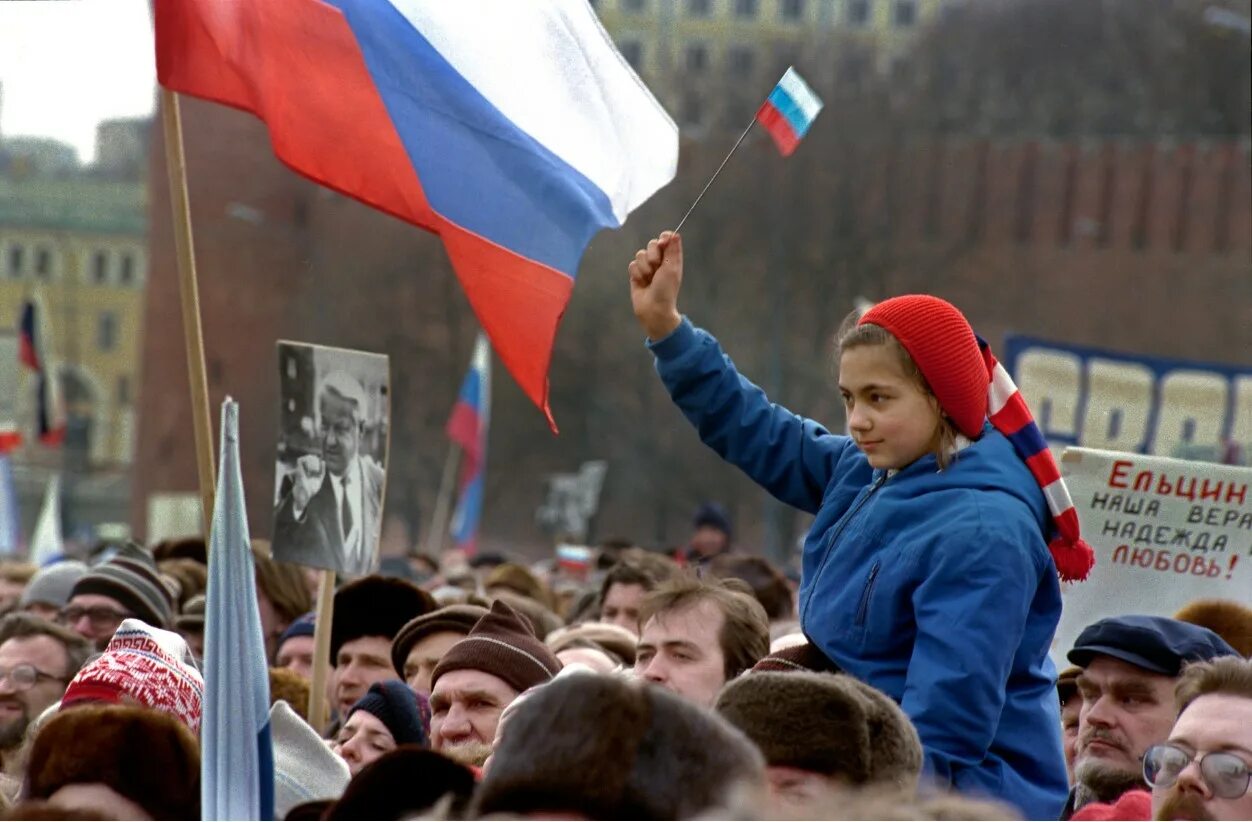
[
  {"left": 683, "top": 94, "right": 704, "bottom": 128},
  {"left": 734, "top": 0, "right": 759, "bottom": 18},
  {"left": 119, "top": 253, "right": 135, "bottom": 285},
  {"left": 893, "top": 0, "right": 916, "bottom": 26},
  {"left": 848, "top": 0, "right": 872, "bottom": 26},
  {"left": 686, "top": 43, "right": 709, "bottom": 73},
  {"left": 92, "top": 251, "right": 109, "bottom": 284},
  {"left": 97, "top": 312, "right": 117, "bottom": 352},
  {"left": 622, "top": 0, "right": 646, "bottom": 12},
  {"left": 781, "top": 0, "right": 805, "bottom": 21},
  {"left": 34, "top": 247, "right": 51, "bottom": 279},
  {"left": 116, "top": 375, "right": 131, "bottom": 406},
  {"left": 8, "top": 245, "right": 23, "bottom": 278},
  {"left": 687, "top": 0, "right": 712, "bottom": 15},
  {"left": 620, "top": 40, "right": 643, "bottom": 70},
  {"left": 728, "top": 46, "right": 755, "bottom": 78}
]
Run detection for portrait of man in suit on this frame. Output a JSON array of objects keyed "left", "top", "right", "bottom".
[{"left": 273, "top": 354, "right": 388, "bottom": 576}]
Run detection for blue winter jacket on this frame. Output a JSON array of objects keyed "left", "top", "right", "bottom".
[{"left": 650, "top": 319, "right": 1068, "bottom": 820}]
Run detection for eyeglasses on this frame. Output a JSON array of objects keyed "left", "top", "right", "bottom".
[
  {"left": 59, "top": 605, "right": 133, "bottom": 627},
  {"left": 1144, "top": 743, "right": 1252, "bottom": 800},
  {"left": 0, "top": 664, "right": 64, "bottom": 691}
]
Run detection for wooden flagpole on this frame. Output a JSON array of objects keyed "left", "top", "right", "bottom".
[
  {"left": 307, "top": 569, "right": 336, "bottom": 733},
  {"left": 160, "top": 89, "right": 217, "bottom": 535}
]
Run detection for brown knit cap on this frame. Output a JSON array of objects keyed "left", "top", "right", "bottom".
[
  {"left": 715, "top": 671, "right": 922, "bottom": 789},
  {"left": 751, "top": 639, "right": 840, "bottom": 674},
  {"left": 390, "top": 604, "right": 489, "bottom": 677},
  {"left": 430, "top": 600, "right": 561, "bottom": 694}
]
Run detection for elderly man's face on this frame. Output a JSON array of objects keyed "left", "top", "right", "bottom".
[{"left": 319, "top": 391, "right": 360, "bottom": 477}]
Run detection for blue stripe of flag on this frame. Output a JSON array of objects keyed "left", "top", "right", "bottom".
[{"left": 766, "top": 85, "right": 814, "bottom": 138}]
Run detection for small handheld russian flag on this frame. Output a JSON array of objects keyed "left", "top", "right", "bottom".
[
  {"left": 447, "top": 334, "right": 492, "bottom": 554},
  {"left": 674, "top": 66, "right": 824, "bottom": 232},
  {"left": 755, "top": 67, "right": 824, "bottom": 157}
]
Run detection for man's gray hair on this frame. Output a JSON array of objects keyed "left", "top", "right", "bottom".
[{"left": 318, "top": 370, "right": 371, "bottom": 426}]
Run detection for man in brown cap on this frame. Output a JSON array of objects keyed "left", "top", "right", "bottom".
[
  {"left": 428, "top": 600, "right": 561, "bottom": 765},
  {"left": 390, "top": 604, "right": 488, "bottom": 697}
]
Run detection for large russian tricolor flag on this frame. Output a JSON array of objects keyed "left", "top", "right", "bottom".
[
  {"left": 447, "top": 333, "right": 491, "bottom": 553},
  {"left": 755, "top": 67, "right": 824, "bottom": 157},
  {"left": 154, "top": 0, "right": 678, "bottom": 429},
  {"left": 19, "top": 299, "right": 65, "bottom": 446}
]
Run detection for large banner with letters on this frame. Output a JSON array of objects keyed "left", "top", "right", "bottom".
[
  {"left": 1003, "top": 336, "right": 1251, "bottom": 462},
  {"left": 1051, "top": 448, "right": 1252, "bottom": 663}
]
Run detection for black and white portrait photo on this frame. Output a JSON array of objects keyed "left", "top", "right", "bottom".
[{"left": 272, "top": 342, "right": 389, "bottom": 577}]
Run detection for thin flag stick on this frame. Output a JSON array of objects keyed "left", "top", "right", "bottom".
[
  {"left": 160, "top": 89, "right": 217, "bottom": 534},
  {"left": 421, "top": 443, "right": 461, "bottom": 559},
  {"left": 673, "top": 118, "right": 756, "bottom": 234}
]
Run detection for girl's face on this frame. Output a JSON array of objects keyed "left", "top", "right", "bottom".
[{"left": 839, "top": 344, "right": 942, "bottom": 470}]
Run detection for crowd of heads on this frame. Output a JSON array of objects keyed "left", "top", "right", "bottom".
[{"left": 0, "top": 518, "right": 1244, "bottom": 821}]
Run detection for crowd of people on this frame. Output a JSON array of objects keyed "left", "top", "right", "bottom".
[
  {"left": 0, "top": 243, "right": 1244, "bottom": 821},
  {"left": 0, "top": 525, "right": 1245, "bottom": 820}
]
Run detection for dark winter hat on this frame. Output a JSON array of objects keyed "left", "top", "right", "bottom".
[
  {"left": 174, "top": 595, "right": 205, "bottom": 631},
  {"left": 1057, "top": 665, "right": 1082, "bottom": 707},
  {"left": 692, "top": 502, "right": 732, "bottom": 537},
  {"left": 27, "top": 704, "right": 200, "bottom": 820},
  {"left": 1173, "top": 598, "right": 1252, "bottom": 657},
  {"left": 279, "top": 611, "right": 317, "bottom": 647},
  {"left": 861, "top": 295, "right": 1097, "bottom": 583},
  {"left": 390, "top": 604, "right": 488, "bottom": 677},
  {"left": 323, "top": 747, "right": 476, "bottom": 821},
  {"left": 716, "top": 671, "right": 922, "bottom": 788},
  {"left": 1068, "top": 614, "right": 1238, "bottom": 676},
  {"left": 751, "top": 639, "right": 840, "bottom": 674},
  {"left": 347, "top": 680, "right": 428, "bottom": 747},
  {"left": 431, "top": 600, "right": 561, "bottom": 694},
  {"left": 69, "top": 548, "right": 174, "bottom": 629},
  {"left": 331, "top": 575, "right": 435, "bottom": 662}
]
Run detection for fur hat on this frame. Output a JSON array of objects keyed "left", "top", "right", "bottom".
[
  {"left": 752, "top": 639, "right": 840, "bottom": 674},
  {"left": 390, "top": 604, "right": 488, "bottom": 677},
  {"left": 1173, "top": 598, "right": 1252, "bottom": 657},
  {"left": 715, "top": 671, "right": 923, "bottom": 789},
  {"left": 174, "top": 594, "right": 205, "bottom": 631},
  {"left": 347, "top": 680, "right": 428, "bottom": 746},
  {"left": 330, "top": 575, "right": 435, "bottom": 661},
  {"left": 69, "top": 549, "right": 175, "bottom": 629},
  {"left": 19, "top": 561, "right": 88, "bottom": 610},
  {"left": 323, "top": 747, "right": 476, "bottom": 820},
  {"left": 859, "top": 295, "right": 1095, "bottom": 583},
  {"left": 270, "top": 699, "right": 350, "bottom": 819},
  {"left": 431, "top": 600, "right": 561, "bottom": 694},
  {"left": 61, "top": 619, "right": 205, "bottom": 732},
  {"left": 26, "top": 704, "right": 200, "bottom": 820}
]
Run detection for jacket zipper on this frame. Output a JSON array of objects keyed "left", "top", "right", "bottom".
[
  {"left": 855, "top": 560, "right": 882, "bottom": 626},
  {"left": 802, "top": 472, "right": 889, "bottom": 624}
]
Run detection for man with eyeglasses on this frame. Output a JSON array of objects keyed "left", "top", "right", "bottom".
[
  {"left": 274, "top": 370, "right": 385, "bottom": 576},
  {"left": 1147, "top": 656, "right": 1252, "bottom": 821},
  {"left": 61, "top": 549, "right": 175, "bottom": 650},
  {"left": 0, "top": 613, "right": 92, "bottom": 773},
  {"left": 1063, "top": 614, "right": 1238, "bottom": 819}
]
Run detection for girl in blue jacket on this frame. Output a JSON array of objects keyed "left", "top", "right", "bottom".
[{"left": 628, "top": 232, "right": 1094, "bottom": 819}]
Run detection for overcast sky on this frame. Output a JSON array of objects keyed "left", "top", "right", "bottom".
[{"left": 0, "top": 0, "right": 156, "bottom": 163}]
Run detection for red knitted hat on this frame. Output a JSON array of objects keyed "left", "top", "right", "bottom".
[
  {"left": 859, "top": 295, "right": 987, "bottom": 439},
  {"left": 858, "top": 295, "right": 1095, "bottom": 583}
]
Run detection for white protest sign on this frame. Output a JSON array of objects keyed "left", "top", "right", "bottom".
[{"left": 1052, "top": 447, "right": 1252, "bottom": 664}]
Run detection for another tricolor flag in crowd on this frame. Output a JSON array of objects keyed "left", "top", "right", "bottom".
[
  {"left": 19, "top": 299, "right": 65, "bottom": 446},
  {"left": 202, "top": 399, "right": 274, "bottom": 820},
  {"left": 447, "top": 334, "right": 491, "bottom": 554},
  {"left": 755, "top": 67, "right": 824, "bottom": 157},
  {"left": 154, "top": 0, "right": 679, "bottom": 429}
]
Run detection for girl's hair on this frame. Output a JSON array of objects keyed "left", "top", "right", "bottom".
[{"left": 836, "top": 307, "right": 959, "bottom": 469}]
